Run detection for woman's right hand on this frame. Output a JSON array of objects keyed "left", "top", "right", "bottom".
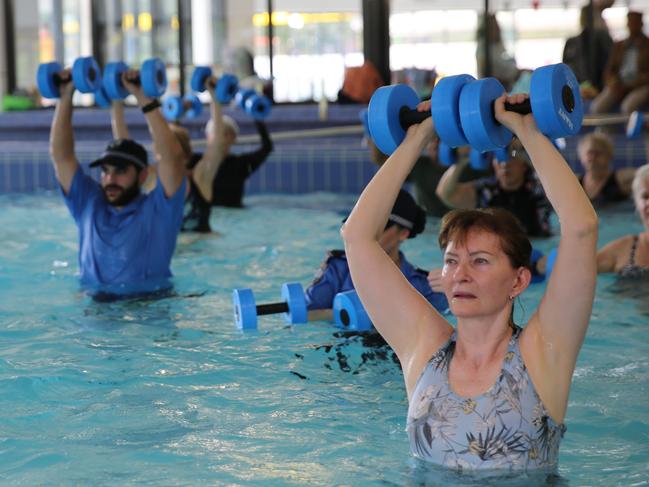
[{"left": 59, "top": 69, "right": 75, "bottom": 99}]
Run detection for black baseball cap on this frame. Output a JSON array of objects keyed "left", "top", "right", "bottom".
[
  {"left": 343, "top": 189, "right": 426, "bottom": 239},
  {"left": 89, "top": 139, "right": 148, "bottom": 170},
  {"left": 388, "top": 189, "right": 426, "bottom": 238}
]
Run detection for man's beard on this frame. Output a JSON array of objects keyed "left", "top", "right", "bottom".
[{"left": 103, "top": 181, "right": 141, "bottom": 207}]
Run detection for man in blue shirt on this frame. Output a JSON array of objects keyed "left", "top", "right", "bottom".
[
  {"left": 50, "top": 69, "right": 186, "bottom": 299},
  {"left": 305, "top": 190, "right": 449, "bottom": 321}
]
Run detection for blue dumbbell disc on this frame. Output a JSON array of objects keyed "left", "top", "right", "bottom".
[
  {"left": 626, "top": 111, "right": 644, "bottom": 139},
  {"left": 94, "top": 85, "right": 112, "bottom": 108},
  {"left": 470, "top": 147, "right": 492, "bottom": 170},
  {"left": 460, "top": 77, "right": 512, "bottom": 152},
  {"left": 438, "top": 141, "right": 456, "bottom": 167},
  {"left": 245, "top": 95, "right": 271, "bottom": 120},
  {"left": 235, "top": 88, "right": 256, "bottom": 110},
  {"left": 162, "top": 96, "right": 183, "bottom": 121},
  {"left": 185, "top": 95, "right": 203, "bottom": 118},
  {"left": 141, "top": 58, "right": 167, "bottom": 97},
  {"left": 494, "top": 147, "right": 509, "bottom": 163},
  {"left": 36, "top": 62, "right": 63, "bottom": 99},
  {"left": 72, "top": 57, "right": 101, "bottom": 93},
  {"left": 359, "top": 108, "right": 370, "bottom": 139},
  {"left": 233, "top": 288, "right": 257, "bottom": 330},
  {"left": 216, "top": 74, "right": 240, "bottom": 104},
  {"left": 103, "top": 62, "right": 129, "bottom": 100},
  {"left": 368, "top": 84, "right": 420, "bottom": 156},
  {"left": 191, "top": 66, "right": 212, "bottom": 92},
  {"left": 280, "top": 282, "right": 307, "bottom": 325},
  {"left": 431, "top": 74, "right": 475, "bottom": 148},
  {"left": 333, "top": 291, "right": 372, "bottom": 331},
  {"left": 530, "top": 63, "right": 583, "bottom": 138}
]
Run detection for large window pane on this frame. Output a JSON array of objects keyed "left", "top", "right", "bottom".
[{"left": 252, "top": 0, "right": 362, "bottom": 103}]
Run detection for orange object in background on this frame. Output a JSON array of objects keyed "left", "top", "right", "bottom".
[{"left": 340, "top": 61, "right": 384, "bottom": 104}]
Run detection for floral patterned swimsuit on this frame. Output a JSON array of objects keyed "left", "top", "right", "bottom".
[{"left": 406, "top": 326, "right": 565, "bottom": 470}]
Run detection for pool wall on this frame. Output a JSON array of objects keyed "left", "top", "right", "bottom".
[{"left": 0, "top": 103, "right": 646, "bottom": 194}]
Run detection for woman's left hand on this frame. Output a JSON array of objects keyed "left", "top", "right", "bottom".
[{"left": 493, "top": 92, "right": 537, "bottom": 135}]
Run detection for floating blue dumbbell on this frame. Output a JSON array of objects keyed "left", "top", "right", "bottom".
[
  {"left": 234, "top": 88, "right": 272, "bottom": 120},
  {"left": 368, "top": 63, "right": 583, "bottom": 155},
  {"left": 332, "top": 290, "right": 373, "bottom": 332},
  {"left": 232, "top": 282, "right": 308, "bottom": 330},
  {"left": 162, "top": 94, "right": 203, "bottom": 121},
  {"left": 190, "top": 66, "right": 239, "bottom": 104},
  {"left": 102, "top": 58, "right": 167, "bottom": 100},
  {"left": 36, "top": 56, "right": 102, "bottom": 99}
]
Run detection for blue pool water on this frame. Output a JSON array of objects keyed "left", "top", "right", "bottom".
[{"left": 0, "top": 191, "right": 647, "bottom": 486}]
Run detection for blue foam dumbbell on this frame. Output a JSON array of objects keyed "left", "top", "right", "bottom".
[
  {"left": 459, "top": 63, "right": 583, "bottom": 152},
  {"left": 333, "top": 290, "right": 373, "bottom": 332},
  {"left": 102, "top": 58, "right": 167, "bottom": 100},
  {"left": 232, "top": 282, "right": 308, "bottom": 330},
  {"left": 162, "top": 94, "right": 203, "bottom": 121},
  {"left": 36, "top": 56, "right": 102, "bottom": 99},
  {"left": 368, "top": 63, "right": 583, "bottom": 156},
  {"left": 191, "top": 66, "right": 239, "bottom": 104}
]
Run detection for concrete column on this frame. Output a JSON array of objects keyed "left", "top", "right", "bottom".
[{"left": 362, "top": 0, "right": 390, "bottom": 85}]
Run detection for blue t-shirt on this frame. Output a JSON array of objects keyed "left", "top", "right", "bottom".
[
  {"left": 305, "top": 250, "right": 449, "bottom": 313},
  {"left": 61, "top": 167, "right": 186, "bottom": 295}
]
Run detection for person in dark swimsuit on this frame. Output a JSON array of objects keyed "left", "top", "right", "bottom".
[
  {"left": 203, "top": 113, "right": 273, "bottom": 208},
  {"left": 577, "top": 132, "right": 636, "bottom": 206},
  {"left": 597, "top": 163, "right": 649, "bottom": 276},
  {"left": 436, "top": 138, "right": 552, "bottom": 237}
]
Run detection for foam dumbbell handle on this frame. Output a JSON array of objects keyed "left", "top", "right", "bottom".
[{"left": 333, "top": 291, "right": 373, "bottom": 331}]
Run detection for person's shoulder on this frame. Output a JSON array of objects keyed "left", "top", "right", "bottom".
[{"left": 322, "top": 249, "right": 347, "bottom": 263}]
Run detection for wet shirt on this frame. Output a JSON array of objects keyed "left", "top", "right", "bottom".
[
  {"left": 407, "top": 326, "right": 565, "bottom": 470},
  {"left": 474, "top": 173, "right": 552, "bottom": 237},
  {"left": 61, "top": 167, "right": 186, "bottom": 295},
  {"left": 210, "top": 120, "right": 273, "bottom": 207},
  {"left": 304, "top": 250, "right": 449, "bottom": 313}
]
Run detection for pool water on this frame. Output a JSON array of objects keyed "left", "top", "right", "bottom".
[{"left": 0, "top": 192, "right": 647, "bottom": 486}]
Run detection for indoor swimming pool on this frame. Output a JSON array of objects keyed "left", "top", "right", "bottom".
[{"left": 0, "top": 191, "right": 647, "bottom": 485}]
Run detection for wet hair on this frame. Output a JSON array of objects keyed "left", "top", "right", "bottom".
[
  {"left": 632, "top": 163, "right": 649, "bottom": 198},
  {"left": 169, "top": 123, "right": 193, "bottom": 163},
  {"left": 578, "top": 132, "right": 613, "bottom": 160},
  {"left": 438, "top": 208, "right": 532, "bottom": 272}
]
